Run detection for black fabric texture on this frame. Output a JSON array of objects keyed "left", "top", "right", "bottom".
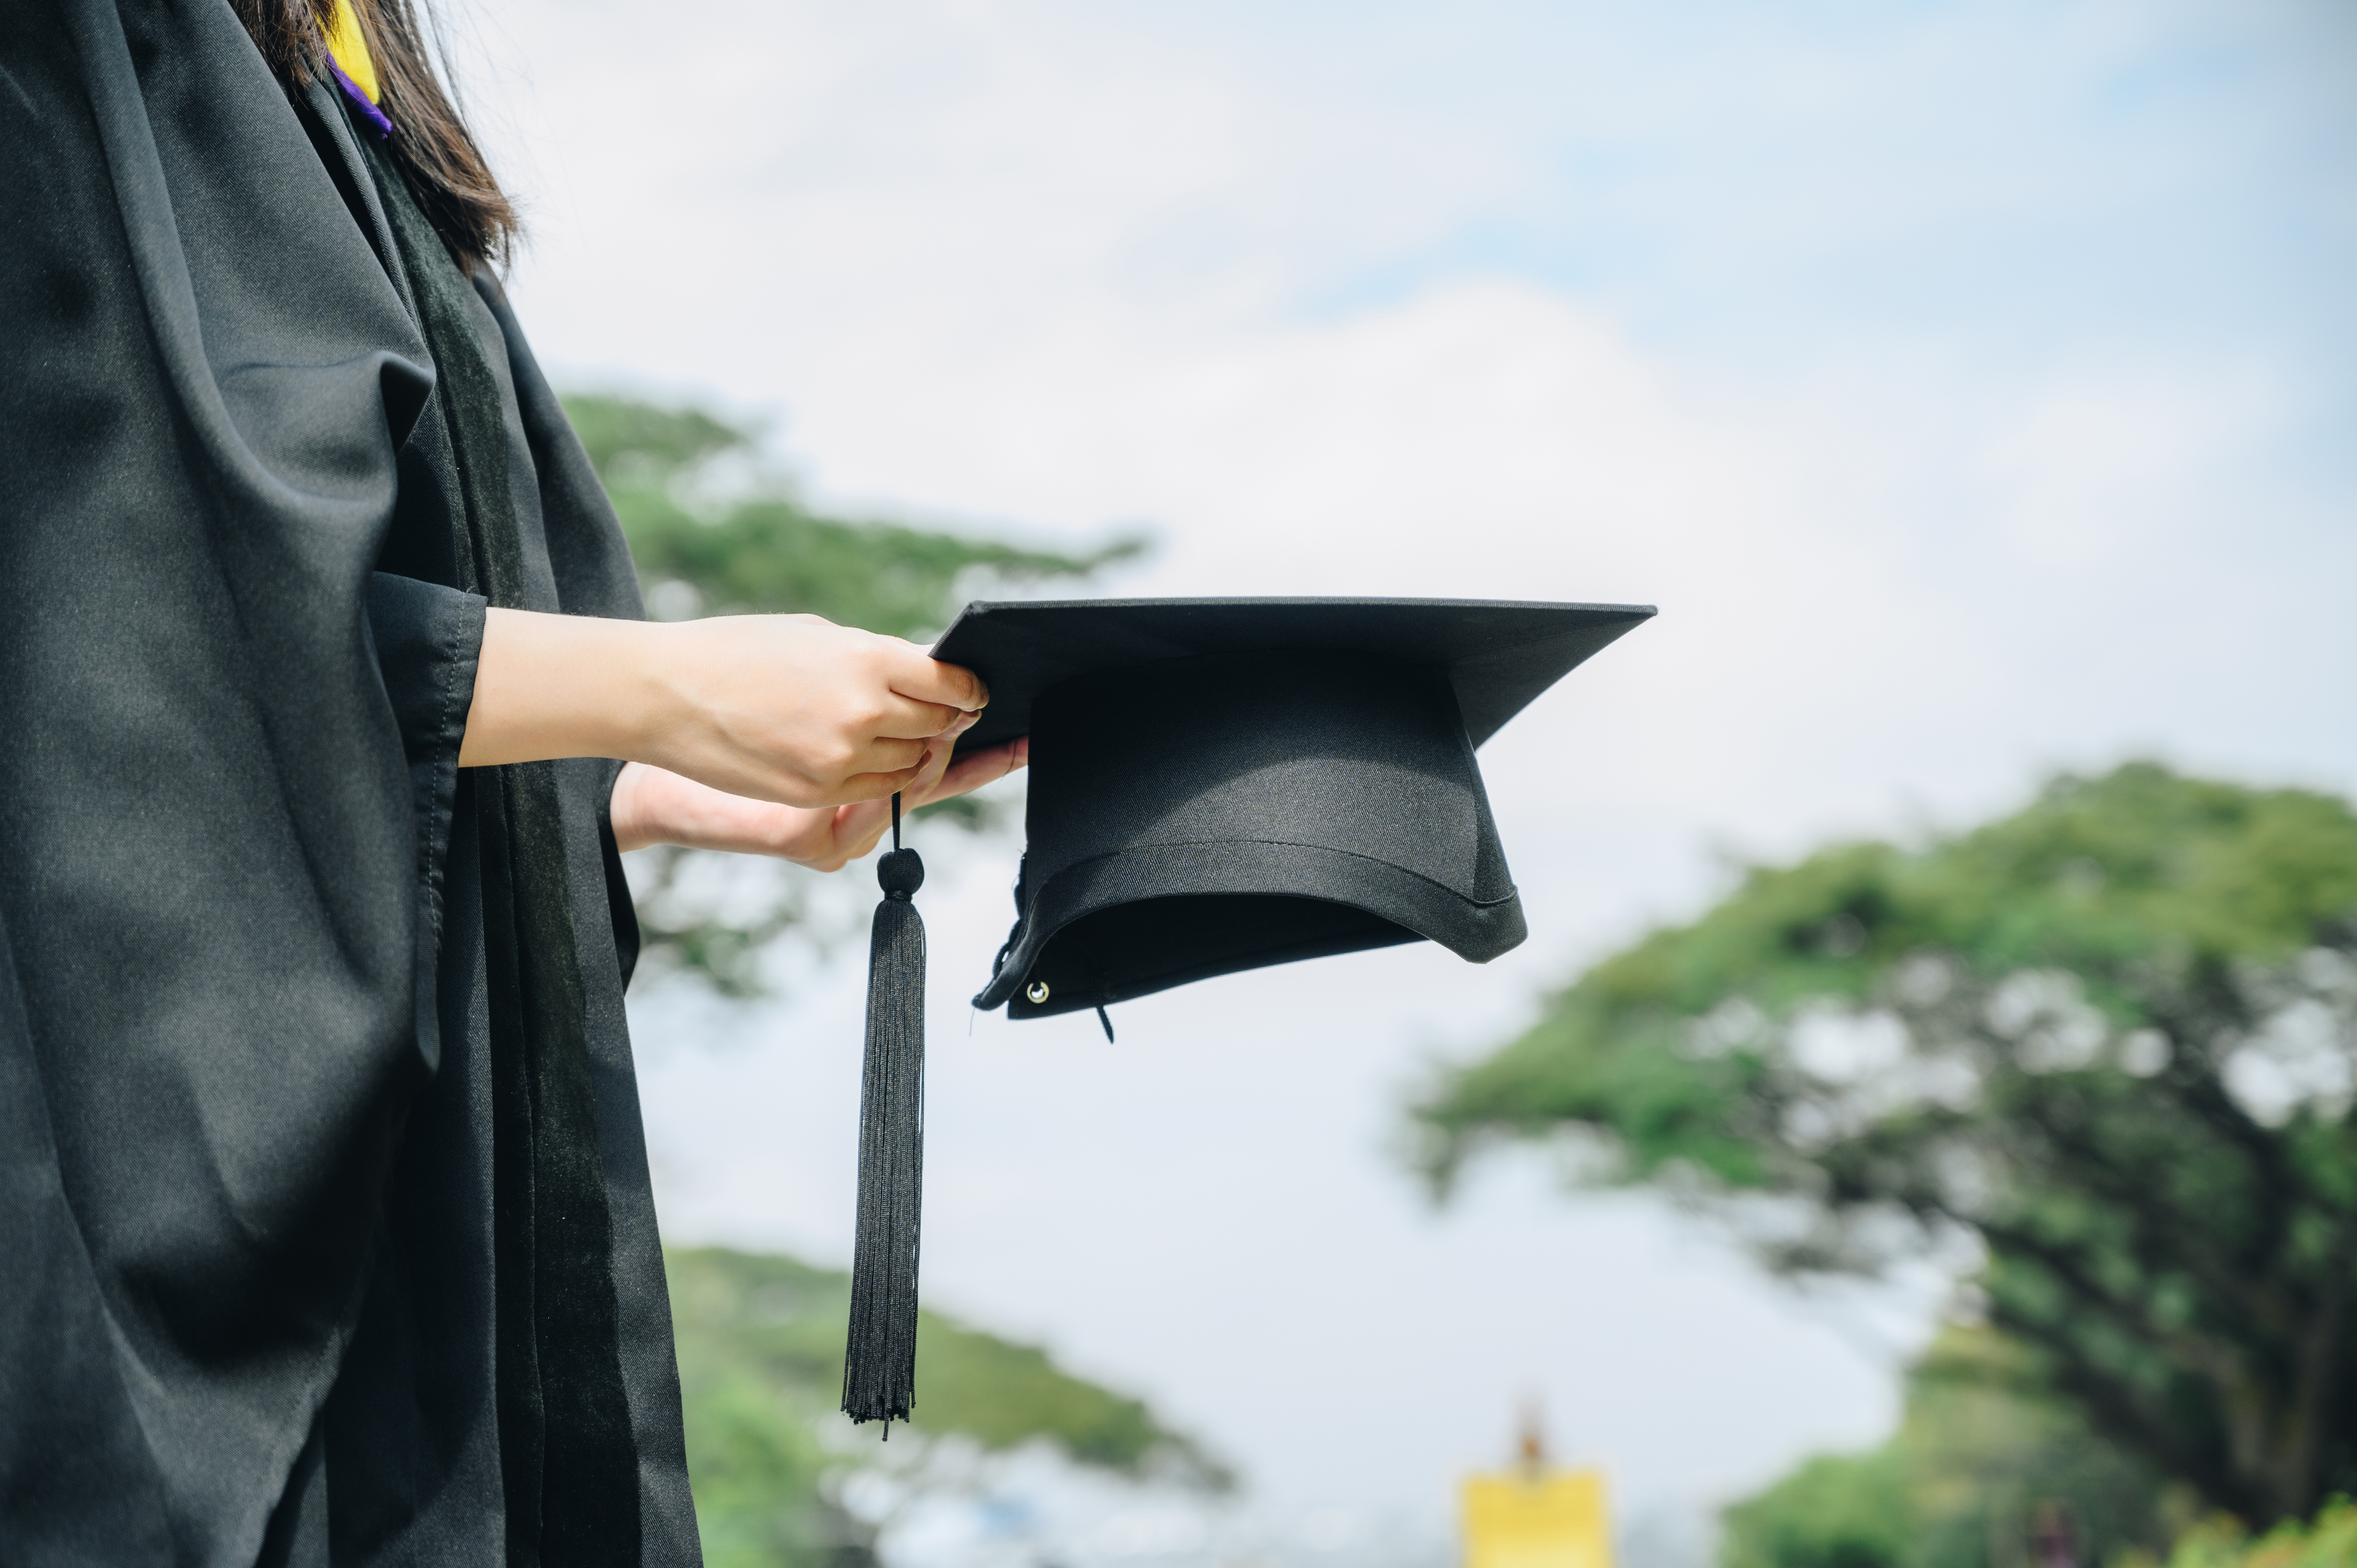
[
  {"left": 0, "top": 1, "right": 695, "bottom": 1563},
  {"left": 973, "top": 652, "right": 1529, "bottom": 1018},
  {"left": 354, "top": 124, "right": 641, "bottom": 1568}
]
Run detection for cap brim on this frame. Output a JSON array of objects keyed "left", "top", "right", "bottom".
[
  {"left": 935, "top": 597, "right": 1656, "bottom": 753},
  {"left": 973, "top": 840, "right": 1530, "bottom": 1015}
]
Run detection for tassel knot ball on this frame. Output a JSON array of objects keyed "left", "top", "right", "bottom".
[{"left": 877, "top": 846, "right": 925, "bottom": 899}]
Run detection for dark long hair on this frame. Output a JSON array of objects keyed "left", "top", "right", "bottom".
[{"left": 232, "top": 0, "right": 519, "bottom": 270}]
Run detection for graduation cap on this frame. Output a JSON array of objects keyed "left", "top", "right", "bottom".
[{"left": 841, "top": 597, "right": 1652, "bottom": 1430}]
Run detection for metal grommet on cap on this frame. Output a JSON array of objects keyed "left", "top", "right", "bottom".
[{"left": 1025, "top": 981, "right": 1051, "bottom": 1004}]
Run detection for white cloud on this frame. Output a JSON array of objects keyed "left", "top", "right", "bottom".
[{"left": 1988, "top": 362, "right": 2283, "bottom": 568}]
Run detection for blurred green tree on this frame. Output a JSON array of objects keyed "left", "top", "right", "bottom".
[
  {"left": 1719, "top": 1329, "right": 2176, "bottom": 1568},
  {"left": 2162, "top": 1497, "right": 2357, "bottom": 1568},
  {"left": 1412, "top": 764, "right": 2357, "bottom": 1529},
  {"left": 668, "top": 1246, "right": 1229, "bottom": 1567},
  {"left": 562, "top": 394, "right": 1145, "bottom": 991},
  {"left": 1722, "top": 1447, "right": 1913, "bottom": 1568}
]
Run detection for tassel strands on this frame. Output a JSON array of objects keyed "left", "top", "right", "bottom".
[{"left": 843, "top": 794, "right": 926, "bottom": 1430}]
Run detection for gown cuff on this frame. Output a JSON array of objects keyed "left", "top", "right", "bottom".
[{"left": 365, "top": 572, "right": 487, "bottom": 930}]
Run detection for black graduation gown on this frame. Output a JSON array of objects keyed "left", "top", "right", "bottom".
[{"left": 0, "top": 1, "right": 699, "bottom": 1563}]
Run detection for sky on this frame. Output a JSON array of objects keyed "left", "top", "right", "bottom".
[{"left": 461, "top": 0, "right": 2357, "bottom": 1551}]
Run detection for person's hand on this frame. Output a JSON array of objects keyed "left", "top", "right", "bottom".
[
  {"left": 634, "top": 615, "right": 989, "bottom": 807},
  {"left": 459, "top": 609, "right": 990, "bottom": 809},
  {"left": 608, "top": 723, "right": 1029, "bottom": 870}
]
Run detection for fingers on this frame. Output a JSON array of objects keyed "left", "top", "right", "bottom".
[
  {"left": 834, "top": 714, "right": 987, "bottom": 812},
  {"left": 870, "top": 690, "right": 969, "bottom": 741},
  {"left": 841, "top": 734, "right": 928, "bottom": 780},
  {"left": 835, "top": 715, "right": 968, "bottom": 798},
  {"left": 801, "top": 799, "right": 890, "bottom": 871},
  {"left": 896, "top": 715, "right": 978, "bottom": 805},
  {"left": 880, "top": 640, "right": 988, "bottom": 714},
  {"left": 910, "top": 734, "right": 1026, "bottom": 807},
  {"left": 836, "top": 763, "right": 930, "bottom": 802},
  {"left": 788, "top": 724, "right": 1022, "bottom": 869},
  {"left": 816, "top": 737, "right": 940, "bottom": 859}
]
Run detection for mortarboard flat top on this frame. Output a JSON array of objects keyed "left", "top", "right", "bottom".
[{"left": 936, "top": 597, "right": 1656, "bottom": 755}]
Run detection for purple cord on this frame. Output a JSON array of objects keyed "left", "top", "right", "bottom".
[{"left": 329, "top": 58, "right": 392, "bottom": 140}]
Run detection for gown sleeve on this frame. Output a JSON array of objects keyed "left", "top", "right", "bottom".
[{"left": 365, "top": 572, "right": 487, "bottom": 938}]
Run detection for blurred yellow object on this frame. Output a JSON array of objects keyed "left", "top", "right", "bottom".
[
  {"left": 321, "top": 0, "right": 379, "bottom": 104},
  {"left": 1461, "top": 1467, "right": 1614, "bottom": 1568}
]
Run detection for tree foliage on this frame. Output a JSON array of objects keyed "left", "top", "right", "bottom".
[
  {"left": 668, "top": 1246, "right": 1227, "bottom": 1567},
  {"left": 2163, "top": 1498, "right": 2357, "bottom": 1568},
  {"left": 1720, "top": 1329, "right": 2174, "bottom": 1568},
  {"left": 1414, "top": 764, "right": 2357, "bottom": 1527},
  {"left": 561, "top": 394, "right": 1143, "bottom": 990},
  {"left": 563, "top": 395, "right": 1143, "bottom": 641}
]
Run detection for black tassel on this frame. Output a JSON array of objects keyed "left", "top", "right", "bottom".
[{"left": 843, "top": 794, "right": 925, "bottom": 1431}]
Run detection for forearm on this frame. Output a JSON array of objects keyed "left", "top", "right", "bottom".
[
  {"left": 457, "top": 607, "right": 663, "bottom": 770},
  {"left": 451, "top": 606, "right": 986, "bottom": 811},
  {"left": 608, "top": 761, "right": 793, "bottom": 855}
]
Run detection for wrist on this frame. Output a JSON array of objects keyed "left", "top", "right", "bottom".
[{"left": 606, "top": 618, "right": 684, "bottom": 766}]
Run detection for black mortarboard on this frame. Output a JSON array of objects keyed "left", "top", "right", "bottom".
[
  {"left": 937, "top": 596, "right": 1653, "bottom": 1024},
  {"left": 840, "top": 596, "right": 1650, "bottom": 1431}
]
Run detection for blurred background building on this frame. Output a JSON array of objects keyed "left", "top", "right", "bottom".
[{"left": 1461, "top": 1412, "right": 1614, "bottom": 1568}]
